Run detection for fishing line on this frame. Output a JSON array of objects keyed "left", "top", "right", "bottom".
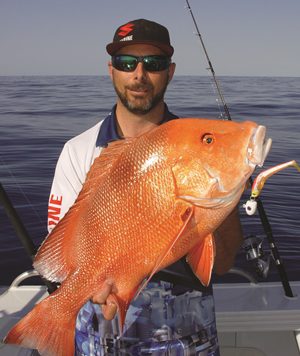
[
  {"left": 207, "top": 73, "right": 224, "bottom": 120},
  {"left": 0, "top": 154, "right": 44, "bottom": 225},
  {"left": 184, "top": 0, "right": 294, "bottom": 297}
]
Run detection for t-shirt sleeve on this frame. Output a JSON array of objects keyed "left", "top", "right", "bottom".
[{"left": 47, "top": 142, "right": 84, "bottom": 233}]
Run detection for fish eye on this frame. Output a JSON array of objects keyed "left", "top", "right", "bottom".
[{"left": 202, "top": 133, "right": 214, "bottom": 144}]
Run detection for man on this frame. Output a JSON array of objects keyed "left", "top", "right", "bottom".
[{"left": 48, "top": 18, "right": 243, "bottom": 355}]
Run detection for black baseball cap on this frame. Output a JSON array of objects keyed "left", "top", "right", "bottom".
[{"left": 106, "top": 19, "right": 174, "bottom": 57}]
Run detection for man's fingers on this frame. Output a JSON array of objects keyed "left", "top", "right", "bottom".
[
  {"left": 90, "top": 280, "right": 118, "bottom": 319},
  {"left": 91, "top": 280, "right": 115, "bottom": 304},
  {"left": 102, "top": 298, "right": 118, "bottom": 320}
]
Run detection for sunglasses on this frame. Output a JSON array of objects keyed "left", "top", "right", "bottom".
[{"left": 111, "top": 55, "right": 171, "bottom": 72}]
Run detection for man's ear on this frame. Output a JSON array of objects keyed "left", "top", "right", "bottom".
[
  {"left": 108, "top": 61, "right": 113, "bottom": 79},
  {"left": 168, "top": 62, "right": 176, "bottom": 84}
]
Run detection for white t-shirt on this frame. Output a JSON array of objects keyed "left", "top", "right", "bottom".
[{"left": 47, "top": 121, "right": 103, "bottom": 232}]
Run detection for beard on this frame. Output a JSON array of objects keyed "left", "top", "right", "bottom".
[{"left": 113, "top": 76, "right": 169, "bottom": 115}]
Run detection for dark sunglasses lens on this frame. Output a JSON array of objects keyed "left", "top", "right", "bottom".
[
  {"left": 112, "top": 55, "right": 170, "bottom": 72},
  {"left": 143, "top": 56, "right": 170, "bottom": 71},
  {"left": 112, "top": 56, "right": 138, "bottom": 72}
]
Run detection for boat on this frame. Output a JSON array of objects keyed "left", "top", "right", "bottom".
[{"left": 1, "top": 268, "right": 300, "bottom": 356}]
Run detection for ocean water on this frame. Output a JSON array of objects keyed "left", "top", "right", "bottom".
[{"left": 0, "top": 75, "right": 299, "bottom": 286}]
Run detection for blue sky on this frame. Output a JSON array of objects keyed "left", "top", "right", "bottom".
[{"left": 1, "top": 0, "right": 300, "bottom": 76}]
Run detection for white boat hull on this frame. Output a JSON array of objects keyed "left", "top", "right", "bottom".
[{"left": 214, "top": 281, "right": 300, "bottom": 356}]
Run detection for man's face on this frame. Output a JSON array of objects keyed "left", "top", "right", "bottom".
[{"left": 108, "top": 44, "right": 175, "bottom": 115}]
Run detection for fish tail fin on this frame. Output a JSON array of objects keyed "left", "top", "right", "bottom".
[{"left": 4, "top": 296, "right": 76, "bottom": 356}]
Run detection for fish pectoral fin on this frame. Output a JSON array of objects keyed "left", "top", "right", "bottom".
[
  {"left": 186, "top": 233, "right": 215, "bottom": 286},
  {"left": 134, "top": 204, "right": 195, "bottom": 299}
]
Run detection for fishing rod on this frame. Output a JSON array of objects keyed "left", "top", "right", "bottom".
[
  {"left": 185, "top": 0, "right": 231, "bottom": 121},
  {"left": 185, "top": 0, "right": 294, "bottom": 297},
  {"left": 0, "top": 182, "right": 57, "bottom": 294}
]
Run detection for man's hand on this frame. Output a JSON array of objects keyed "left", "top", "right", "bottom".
[{"left": 91, "top": 280, "right": 118, "bottom": 320}]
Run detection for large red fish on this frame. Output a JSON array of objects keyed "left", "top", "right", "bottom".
[{"left": 5, "top": 118, "right": 271, "bottom": 355}]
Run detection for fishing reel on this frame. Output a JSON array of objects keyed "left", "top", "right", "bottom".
[{"left": 242, "top": 235, "right": 271, "bottom": 279}]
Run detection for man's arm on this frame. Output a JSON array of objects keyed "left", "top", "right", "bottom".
[{"left": 213, "top": 205, "right": 244, "bottom": 275}]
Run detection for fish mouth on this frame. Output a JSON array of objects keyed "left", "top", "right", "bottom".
[
  {"left": 178, "top": 125, "right": 272, "bottom": 209},
  {"left": 247, "top": 125, "right": 272, "bottom": 168}
]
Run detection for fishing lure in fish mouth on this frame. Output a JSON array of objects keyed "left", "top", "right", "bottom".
[{"left": 243, "top": 160, "right": 300, "bottom": 215}]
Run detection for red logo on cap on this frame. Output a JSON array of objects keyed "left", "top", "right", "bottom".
[{"left": 118, "top": 23, "right": 134, "bottom": 37}]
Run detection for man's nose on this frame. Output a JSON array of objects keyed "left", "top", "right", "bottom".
[{"left": 133, "top": 62, "right": 147, "bottom": 80}]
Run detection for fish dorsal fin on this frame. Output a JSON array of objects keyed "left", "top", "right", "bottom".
[
  {"left": 134, "top": 204, "right": 194, "bottom": 299},
  {"left": 34, "top": 139, "right": 135, "bottom": 282},
  {"left": 86, "top": 139, "right": 135, "bottom": 183},
  {"left": 186, "top": 233, "right": 215, "bottom": 286}
]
